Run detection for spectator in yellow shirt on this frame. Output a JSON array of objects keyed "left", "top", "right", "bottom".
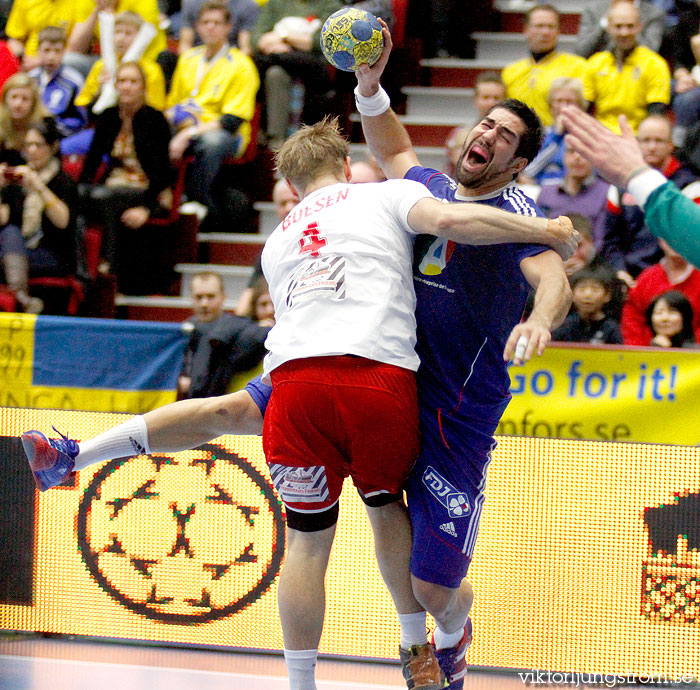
[
  {"left": 167, "top": 0, "right": 259, "bottom": 232},
  {"left": 502, "top": 4, "right": 586, "bottom": 127},
  {"left": 4, "top": 0, "right": 81, "bottom": 70},
  {"left": 583, "top": 0, "right": 670, "bottom": 134}
]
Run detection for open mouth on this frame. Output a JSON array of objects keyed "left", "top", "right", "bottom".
[{"left": 465, "top": 142, "right": 491, "bottom": 170}]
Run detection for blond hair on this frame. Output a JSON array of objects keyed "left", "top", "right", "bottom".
[
  {"left": 0, "top": 73, "right": 50, "bottom": 150},
  {"left": 275, "top": 117, "right": 349, "bottom": 190},
  {"left": 114, "top": 11, "right": 144, "bottom": 30}
]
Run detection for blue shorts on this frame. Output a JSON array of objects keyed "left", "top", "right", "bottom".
[{"left": 406, "top": 401, "right": 507, "bottom": 588}]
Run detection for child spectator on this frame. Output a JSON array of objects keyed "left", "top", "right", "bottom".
[
  {"left": 646, "top": 290, "right": 699, "bottom": 348},
  {"left": 28, "top": 27, "right": 88, "bottom": 137},
  {"left": 4, "top": 0, "right": 81, "bottom": 71},
  {"left": 552, "top": 265, "right": 623, "bottom": 344},
  {"left": 67, "top": 0, "right": 165, "bottom": 79}
]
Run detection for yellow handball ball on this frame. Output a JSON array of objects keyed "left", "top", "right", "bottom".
[{"left": 320, "top": 7, "right": 384, "bottom": 72}]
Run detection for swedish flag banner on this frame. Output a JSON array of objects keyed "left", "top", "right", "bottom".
[{"left": 0, "top": 313, "right": 186, "bottom": 413}]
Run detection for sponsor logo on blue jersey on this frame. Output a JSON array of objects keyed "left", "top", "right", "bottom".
[{"left": 422, "top": 465, "right": 471, "bottom": 518}]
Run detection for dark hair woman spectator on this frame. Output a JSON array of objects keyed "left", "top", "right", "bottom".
[
  {"left": 79, "top": 61, "right": 174, "bottom": 294},
  {"left": 645, "top": 290, "right": 698, "bottom": 349},
  {"left": 0, "top": 117, "right": 78, "bottom": 312}
]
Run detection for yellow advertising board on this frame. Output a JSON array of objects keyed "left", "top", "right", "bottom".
[
  {"left": 503, "top": 344, "right": 700, "bottom": 445},
  {"left": 1, "top": 407, "right": 699, "bottom": 680}
]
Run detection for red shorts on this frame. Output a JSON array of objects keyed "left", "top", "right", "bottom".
[{"left": 263, "top": 356, "right": 419, "bottom": 528}]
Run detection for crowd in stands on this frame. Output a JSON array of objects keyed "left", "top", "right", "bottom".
[
  {"left": 493, "top": 0, "right": 700, "bottom": 349},
  {"left": 1, "top": 0, "right": 700, "bottom": 355},
  {"left": 0, "top": 0, "right": 361, "bottom": 311}
]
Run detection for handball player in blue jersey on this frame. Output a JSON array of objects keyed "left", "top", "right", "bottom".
[{"left": 353, "top": 24, "right": 572, "bottom": 689}]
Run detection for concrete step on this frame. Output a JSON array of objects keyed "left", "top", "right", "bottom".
[
  {"left": 253, "top": 201, "right": 278, "bottom": 235},
  {"left": 403, "top": 86, "right": 477, "bottom": 124},
  {"left": 401, "top": 122, "right": 458, "bottom": 147},
  {"left": 114, "top": 295, "right": 239, "bottom": 322},
  {"left": 175, "top": 263, "right": 253, "bottom": 300},
  {"left": 495, "top": 0, "right": 583, "bottom": 34},
  {"left": 495, "top": 0, "right": 585, "bottom": 14},
  {"left": 350, "top": 142, "right": 446, "bottom": 175},
  {"left": 472, "top": 31, "right": 577, "bottom": 61},
  {"left": 421, "top": 58, "right": 509, "bottom": 88},
  {"left": 198, "top": 232, "right": 266, "bottom": 266},
  {"left": 351, "top": 112, "right": 460, "bottom": 147},
  {"left": 499, "top": 10, "right": 581, "bottom": 34}
]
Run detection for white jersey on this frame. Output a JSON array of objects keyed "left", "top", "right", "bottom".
[{"left": 261, "top": 178, "right": 434, "bottom": 380}]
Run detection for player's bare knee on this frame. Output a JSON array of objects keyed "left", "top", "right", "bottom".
[{"left": 411, "top": 576, "right": 461, "bottom": 619}]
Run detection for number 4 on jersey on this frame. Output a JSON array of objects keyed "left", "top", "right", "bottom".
[{"left": 298, "top": 222, "right": 327, "bottom": 258}]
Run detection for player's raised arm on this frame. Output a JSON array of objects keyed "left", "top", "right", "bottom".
[
  {"left": 354, "top": 21, "right": 420, "bottom": 180},
  {"left": 407, "top": 196, "right": 579, "bottom": 259}
]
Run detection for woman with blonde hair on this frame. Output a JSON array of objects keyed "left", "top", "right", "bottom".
[{"left": 0, "top": 72, "right": 49, "bottom": 164}]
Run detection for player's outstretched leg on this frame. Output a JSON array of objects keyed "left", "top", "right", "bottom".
[
  {"left": 21, "top": 429, "right": 79, "bottom": 491},
  {"left": 20, "top": 390, "right": 264, "bottom": 491}
]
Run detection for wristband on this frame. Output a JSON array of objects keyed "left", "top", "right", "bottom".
[{"left": 354, "top": 85, "right": 390, "bottom": 117}]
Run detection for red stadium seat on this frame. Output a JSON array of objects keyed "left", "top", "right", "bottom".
[{"left": 27, "top": 275, "right": 85, "bottom": 315}]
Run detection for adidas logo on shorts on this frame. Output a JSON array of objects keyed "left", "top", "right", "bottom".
[{"left": 440, "top": 521, "right": 457, "bottom": 537}]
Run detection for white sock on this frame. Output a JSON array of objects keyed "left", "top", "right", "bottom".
[
  {"left": 284, "top": 649, "right": 317, "bottom": 690},
  {"left": 74, "top": 416, "right": 150, "bottom": 471},
  {"left": 433, "top": 620, "right": 467, "bottom": 651},
  {"left": 398, "top": 611, "right": 428, "bottom": 649}
]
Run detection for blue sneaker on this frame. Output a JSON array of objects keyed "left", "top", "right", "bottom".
[
  {"left": 21, "top": 428, "right": 79, "bottom": 491},
  {"left": 432, "top": 618, "right": 473, "bottom": 690}
]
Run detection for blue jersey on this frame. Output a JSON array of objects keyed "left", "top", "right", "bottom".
[
  {"left": 28, "top": 66, "right": 87, "bottom": 136},
  {"left": 406, "top": 166, "right": 547, "bottom": 417}
]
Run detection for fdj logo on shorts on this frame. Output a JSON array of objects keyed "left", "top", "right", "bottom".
[{"left": 422, "top": 466, "right": 471, "bottom": 518}]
